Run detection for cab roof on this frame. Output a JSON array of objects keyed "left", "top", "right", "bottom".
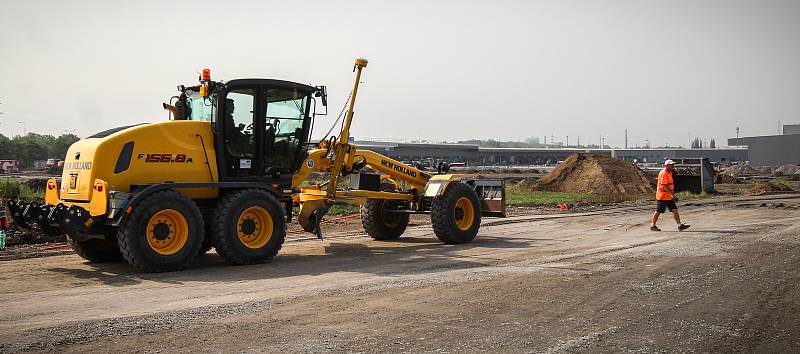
[{"left": 224, "top": 79, "right": 318, "bottom": 95}]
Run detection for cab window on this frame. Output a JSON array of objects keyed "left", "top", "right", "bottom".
[
  {"left": 185, "top": 90, "right": 214, "bottom": 121},
  {"left": 263, "top": 88, "right": 307, "bottom": 174}
]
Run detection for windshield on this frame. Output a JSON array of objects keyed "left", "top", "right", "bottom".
[{"left": 184, "top": 90, "right": 214, "bottom": 121}]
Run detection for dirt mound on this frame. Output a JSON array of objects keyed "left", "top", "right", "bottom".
[
  {"left": 756, "top": 166, "right": 776, "bottom": 174},
  {"left": 4, "top": 223, "right": 66, "bottom": 247},
  {"left": 715, "top": 174, "right": 743, "bottom": 184},
  {"left": 536, "top": 153, "right": 654, "bottom": 195},
  {"left": 512, "top": 177, "right": 539, "bottom": 191},
  {"left": 723, "top": 164, "right": 760, "bottom": 176},
  {"left": 774, "top": 164, "right": 800, "bottom": 176},
  {"left": 747, "top": 181, "right": 794, "bottom": 195}
]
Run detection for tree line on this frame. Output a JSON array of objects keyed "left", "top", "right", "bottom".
[
  {"left": 0, "top": 133, "right": 81, "bottom": 168},
  {"left": 690, "top": 137, "right": 717, "bottom": 149}
]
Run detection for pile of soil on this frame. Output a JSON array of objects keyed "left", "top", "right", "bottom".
[
  {"left": 715, "top": 174, "right": 743, "bottom": 184},
  {"left": 747, "top": 181, "right": 794, "bottom": 195},
  {"left": 723, "top": 164, "right": 759, "bottom": 176},
  {"left": 774, "top": 164, "right": 800, "bottom": 176},
  {"left": 756, "top": 166, "right": 777, "bottom": 174},
  {"left": 536, "top": 153, "right": 654, "bottom": 195},
  {"left": 4, "top": 223, "right": 66, "bottom": 248},
  {"left": 512, "top": 177, "right": 539, "bottom": 191}
]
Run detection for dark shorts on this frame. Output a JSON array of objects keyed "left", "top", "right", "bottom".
[{"left": 656, "top": 199, "right": 678, "bottom": 213}]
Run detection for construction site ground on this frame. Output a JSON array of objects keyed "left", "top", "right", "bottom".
[{"left": 1, "top": 194, "right": 799, "bottom": 353}]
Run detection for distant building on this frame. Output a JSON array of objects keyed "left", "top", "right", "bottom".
[
  {"left": 728, "top": 125, "right": 800, "bottom": 165},
  {"left": 783, "top": 124, "right": 800, "bottom": 135},
  {"left": 354, "top": 141, "right": 747, "bottom": 166}
]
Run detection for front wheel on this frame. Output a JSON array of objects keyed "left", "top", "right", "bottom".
[{"left": 430, "top": 182, "right": 481, "bottom": 244}]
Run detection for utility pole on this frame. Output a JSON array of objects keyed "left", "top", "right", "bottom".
[
  {"left": 577, "top": 136, "right": 580, "bottom": 147},
  {"left": 566, "top": 136, "right": 569, "bottom": 146}
]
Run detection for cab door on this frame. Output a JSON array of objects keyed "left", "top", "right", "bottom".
[{"left": 217, "top": 86, "right": 263, "bottom": 180}]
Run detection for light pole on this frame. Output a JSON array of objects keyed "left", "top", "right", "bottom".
[{"left": 18, "top": 121, "right": 26, "bottom": 136}]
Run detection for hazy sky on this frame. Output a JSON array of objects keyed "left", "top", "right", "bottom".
[{"left": 1, "top": 0, "right": 798, "bottom": 148}]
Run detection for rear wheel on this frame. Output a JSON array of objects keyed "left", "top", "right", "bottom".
[
  {"left": 361, "top": 199, "right": 409, "bottom": 240},
  {"left": 430, "top": 182, "right": 481, "bottom": 244},
  {"left": 117, "top": 190, "right": 204, "bottom": 272},
  {"left": 211, "top": 189, "right": 286, "bottom": 265},
  {"left": 69, "top": 236, "right": 123, "bottom": 262}
]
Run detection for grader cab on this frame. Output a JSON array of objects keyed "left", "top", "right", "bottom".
[{"left": 7, "top": 58, "right": 505, "bottom": 272}]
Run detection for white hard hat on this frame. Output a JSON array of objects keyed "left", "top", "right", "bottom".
[{"left": 664, "top": 159, "right": 676, "bottom": 166}]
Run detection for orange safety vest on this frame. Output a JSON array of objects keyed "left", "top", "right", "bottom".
[{"left": 656, "top": 169, "right": 674, "bottom": 200}]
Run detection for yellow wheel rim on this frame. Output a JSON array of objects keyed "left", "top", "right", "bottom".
[
  {"left": 146, "top": 209, "right": 189, "bottom": 255},
  {"left": 236, "top": 206, "right": 273, "bottom": 249},
  {"left": 454, "top": 197, "right": 475, "bottom": 231}
]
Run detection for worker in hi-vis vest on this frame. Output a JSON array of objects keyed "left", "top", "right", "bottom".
[{"left": 651, "top": 160, "right": 690, "bottom": 232}]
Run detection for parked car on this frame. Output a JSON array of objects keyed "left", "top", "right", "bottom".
[{"left": 45, "top": 158, "right": 61, "bottom": 168}]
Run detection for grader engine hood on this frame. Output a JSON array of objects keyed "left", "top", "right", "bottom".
[
  {"left": 60, "top": 121, "right": 219, "bottom": 202},
  {"left": 7, "top": 120, "right": 221, "bottom": 238}
]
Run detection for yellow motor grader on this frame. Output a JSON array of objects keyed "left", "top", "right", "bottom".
[{"left": 8, "top": 58, "right": 505, "bottom": 272}]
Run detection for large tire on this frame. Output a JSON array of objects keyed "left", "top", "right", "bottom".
[
  {"left": 430, "top": 182, "right": 481, "bottom": 244},
  {"left": 361, "top": 199, "right": 409, "bottom": 240},
  {"left": 69, "top": 236, "right": 123, "bottom": 262},
  {"left": 211, "top": 189, "right": 286, "bottom": 265},
  {"left": 117, "top": 190, "right": 204, "bottom": 272}
]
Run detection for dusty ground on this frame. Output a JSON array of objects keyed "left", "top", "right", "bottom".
[{"left": 1, "top": 195, "right": 799, "bottom": 353}]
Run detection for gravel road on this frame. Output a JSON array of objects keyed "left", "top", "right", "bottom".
[{"left": 0, "top": 195, "right": 798, "bottom": 353}]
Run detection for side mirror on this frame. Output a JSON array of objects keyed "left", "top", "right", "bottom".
[
  {"left": 163, "top": 102, "right": 187, "bottom": 120},
  {"left": 315, "top": 86, "right": 328, "bottom": 107}
]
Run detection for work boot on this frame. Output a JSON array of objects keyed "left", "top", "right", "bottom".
[
  {"left": 650, "top": 225, "right": 661, "bottom": 232},
  {"left": 678, "top": 224, "right": 690, "bottom": 231}
]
